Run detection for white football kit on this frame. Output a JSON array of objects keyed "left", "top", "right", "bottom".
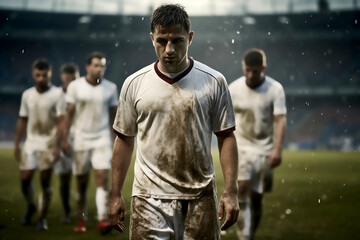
[
  {"left": 114, "top": 58, "right": 235, "bottom": 239},
  {"left": 113, "top": 58, "right": 235, "bottom": 199},
  {"left": 19, "top": 85, "right": 65, "bottom": 170},
  {"left": 229, "top": 75, "right": 286, "bottom": 192},
  {"left": 66, "top": 77, "right": 118, "bottom": 174}
]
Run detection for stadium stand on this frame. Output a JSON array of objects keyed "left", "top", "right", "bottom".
[{"left": 0, "top": 9, "right": 359, "bottom": 150}]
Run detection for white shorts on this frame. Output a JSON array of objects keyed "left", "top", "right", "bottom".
[
  {"left": 53, "top": 152, "right": 73, "bottom": 175},
  {"left": 238, "top": 151, "right": 273, "bottom": 194},
  {"left": 130, "top": 183, "right": 220, "bottom": 240},
  {"left": 73, "top": 146, "right": 112, "bottom": 175},
  {"left": 19, "top": 148, "right": 54, "bottom": 171}
]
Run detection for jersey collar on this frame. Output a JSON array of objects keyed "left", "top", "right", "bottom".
[{"left": 154, "top": 58, "right": 194, "bottom": 84}]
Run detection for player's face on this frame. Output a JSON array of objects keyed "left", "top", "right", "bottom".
[
  {"left": 32, "top": 68, "right": 51, "bottom": 89},
  {"left": 86, "top": 57, "right": 106, "bottom": 81},
  {"left": 61, "top": 72, "right": 79, "bottom": 91},
  {"left": 151, "top": 24, "right": 193, "bottom": 73},
  {"left": 242, "top": 63, "right": 266, "bottom": 88}
]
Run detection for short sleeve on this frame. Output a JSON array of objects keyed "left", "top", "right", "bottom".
[
  {"left": 112, "top": 81, "right": 138, "bottom": 137},
  {"left": 273, "top": 84, "right": 287, "bottom": 115},
  {"left": 211, "top": 76, "right": 236, "bottom": 134},
  {"left": 19, "top": 91, "right": 28, "bottom": 117},
  {"left": 65, "top": 81, "right": 76, "bottom": 104},
  {"left": 109, "top": 84, "right": 119, "bottom": 107}
]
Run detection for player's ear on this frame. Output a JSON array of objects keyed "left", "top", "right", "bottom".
[
  {"left": 188, "top": 31, "right": 194, "bottom": 46},
  {"left": 262, "top": 65, "right": 267, "bottom": 72},
  {"left": 150, "top": 32, "right": 155, "bottom": 46}
]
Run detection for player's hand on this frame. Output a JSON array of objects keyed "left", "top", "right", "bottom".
[
  {"left": 14, "top": 146, "right": 21, "bottom": 162},
  {"left": 218, "top": 191, "right": 239, "bottom": 231},
  {"left": 108, "top": 193, "right": 126, "bottom": 232},
  {"left": 62, "top": 140, "right": 71, "bottom": 157},
  {"left": 52, "top": 147, "right": 60, "bottom": 164},
  {"left": 268, "top": 149, "right": 282, "bottom": 168}
]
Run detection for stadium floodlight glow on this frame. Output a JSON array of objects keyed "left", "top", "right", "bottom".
[
  {"left": 243, "top": 16, "right": 256, "bottom": 25},
  {"left": 278, "top": 16, "right": 290, "bottom": 24},
  {"left": 79, "top": 15, "right": 92, "bottom": 24}
]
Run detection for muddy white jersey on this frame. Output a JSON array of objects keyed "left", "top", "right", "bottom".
[
  {"left": 229, "top": 76, "right": 286, "bottom": 155},
  {"left": 66, "top": 77, "right": 118, "bottom": 150},
  {"left": 113, "top": 58, "right": 235, "bottom": 199},
  {"left": 19, "top": 85, "right": 65, "bottom": 152}
]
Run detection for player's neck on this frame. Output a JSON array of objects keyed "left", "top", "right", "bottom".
[
  {"left": 85, "top": 75, "right": 102, "bottom": 86},
  {"left": 35, "top": 83, "right": 51, "bottom": 93},
  {"left": 246, "top": 77, "right": 265, "bottom": 89}
]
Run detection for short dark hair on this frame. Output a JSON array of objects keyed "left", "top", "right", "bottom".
[
  {"left": 243, "top": 48, "right": 267, "bottom": 67},
  {"left": 61, "top": 63, "right": 79, "bottom": 74},
  {"left": 150, "top": 4, "right": 191, "bottom": 33},
  {"left": 86, "top": 51, "right": 106, "bottom": 65},
  {"left": 32, "top": 58, "right": 51, "bottom": 71}
]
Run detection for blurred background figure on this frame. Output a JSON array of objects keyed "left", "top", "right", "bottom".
[
  {"left": 62, "top": 52, "right": 118, "bottom": 234},
  {"left": 53, "top": 63, "right": 80, "bottom": 224},
  {"left": 229, "top": 49, "right": 286, "bottom": 240},
  {"left": 14, "top": 59, "right": 65, "bottom": 231}
]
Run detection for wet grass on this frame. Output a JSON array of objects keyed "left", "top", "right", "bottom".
[{"left": 0, "top": 149, "right": 359, "bottom": 240}]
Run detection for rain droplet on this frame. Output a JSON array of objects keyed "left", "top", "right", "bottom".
[
  {"left": 141, "top": 17, "right": 144, "bottom": 21},
  {"left": 268, "top": 32, "right": 271, "bottom": 36},
  {"left": 21, "top": 49, "right": 25, "bottom": 54},
  {"left": 231, "top": 51, "right": 234, "bottom": 55},
  {"left": 318, "top": 199, "right": 321, "bottom": 203},
  {"left": 231, "top": 39, "right": 235, "bottom": 44},
  {"left": 355, "top": 19, "right": 358, "bottom": 24},
  {"left": 285, "top": 209, "right": 291, "bottom": 215},
  {"left": 236, "top": 31, "right": 240, "bottom": 34}
]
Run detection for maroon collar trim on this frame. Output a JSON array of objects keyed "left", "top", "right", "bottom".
[{"left": 154, "top": 58, "right": 194, "bottom": 84}]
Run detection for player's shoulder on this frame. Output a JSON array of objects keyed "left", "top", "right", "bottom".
[
  {"left": 67, "top": 76, "right": 85, "bottom": 89},
  {"left": 193, "top": 60, "right": 225, "bottom": 81},
  {"left": 265, "top": 76, "right": 284, "bottom": 90},
  {"left": 122, "top": 63, "right": 153, "bottom": 90},
  {"left": 228, "top": 76, "right": 246, "bottom": 90},
  {"left": 126, "top": 64, "right": 153, "bottom": 83},
  {"left": 101, "top": 78, "right": 117, "bottom": 89},
  {"left": 22, "top": 86, "right": 36, "bottom": 96}
]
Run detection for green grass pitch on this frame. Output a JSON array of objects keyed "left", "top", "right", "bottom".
[{"left": 0, "top": 148, "right": 359, "bottom": 240}]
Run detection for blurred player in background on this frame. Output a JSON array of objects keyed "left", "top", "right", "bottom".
[
  {"left": 14, "top": 58, "right": 65, "bottom": 231},
  {"left": 108, "top": 4, "right": 239, "bottom": 239},
  {"left": 229, "top": 49, "right": 287, "bottom": 240},
  {"left": 53, "top": 63, "right": 80, "bottom": 224},
  {"left": 62, "top": 52, "right": 118, "bottom": 234}
]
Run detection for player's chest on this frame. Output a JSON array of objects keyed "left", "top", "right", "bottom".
[
  {"left": 233, "top": 90, "right": 273, "bottom": 113},
  {"left": 135, "top": 81, "right": 211, "bottom": 115},
  {"left": 76, "top": 86, "right": 111, "bottom": 103},
  {"left": 27, "top": 93, "right": 57, "bottom": 112}
]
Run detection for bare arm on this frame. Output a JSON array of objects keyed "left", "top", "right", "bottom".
[
  {"left": 52, "top": 115, "right": 65, "bottom": 162},
  {"left": 217, "top": 132, "right": 239, "bottom": 231},
  {"left": 268, "top": 114, "right": 287, "bottom": 168},
  {"left": 62, "top": 103, "right": 75, "bottom": 156},
  {"left": 108, "top": 134, "right": 134, "bottom": 232},
  {"left": 14, "top": 117, "right": 28, "bottom": 162},
  {"left": 109, "top": 106, "right": 117, "bottom": 141}
]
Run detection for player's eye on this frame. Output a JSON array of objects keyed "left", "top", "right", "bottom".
[{"left": 157, "top": 39, "right": 167, "bottom": 45}]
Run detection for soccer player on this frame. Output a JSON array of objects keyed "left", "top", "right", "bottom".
[
  {"left": 62, "top": 52, "right": 118, "bottom": 234},
  {"left": 14, "top": 58, "right": 65, "bottom": 231},
  {"left": 108, "top": 4, "right": 239, "bottom": 239},
  {"left": 229, "top": 49, "right": 287, "bottom": 240},
  {"left": 53, "top": 63, "right": 80, "bottom": 223}
]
